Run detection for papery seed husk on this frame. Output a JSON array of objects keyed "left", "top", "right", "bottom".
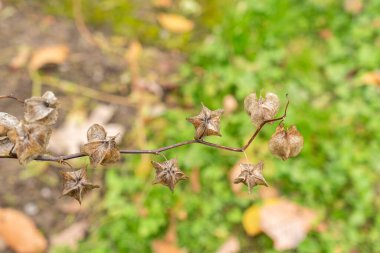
[
  {"left": 0, "top": 112, "right": 19, "bottom": 136},
  {"left": 24, "top": 91, "right": 58, "bottom": 125}
]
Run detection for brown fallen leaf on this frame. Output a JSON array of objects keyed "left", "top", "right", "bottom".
[
  {"left": 9, "top": 45, "right": 31, "bottom": 69},
  {"left": 260, "top": 199, "right": 317, "bottom": 251},
  {"left": 157, "top": 13, "right": 194, "bottom": 33},
  {"left": 50, "top": 221, "right": 89, "bottom": 250},
  {"left": 344, "top": 0, "right": 363, "bottom": 14},
  {"left": 215, "top": 236, "right": 240, "bottom": 253},
  {"left": 361, "top": 71, "right": 380, "bottom": 86},
  {"left": 28, "top": 44, "right": 69, "bottom": 71},
  {"left": 0, "top": 208, "right": 47, "bottom": 253}
]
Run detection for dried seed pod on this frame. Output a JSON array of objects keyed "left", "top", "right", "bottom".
[
  {"left": 269, "top": 124, "right": 304, "bottom": 160},
  {"left": 244, "top": 92, "right": 280, "bottom": 126},
  {"left": 61, "top": 168, "right": 99, "bottom": 204},
  {"left": 234, "top": 162, "right": 268, "bottom": 193},
  {"left": 151, "top": 158, "right": 188, "bottom": 191},
  {"left": 81, "top": 124, "right": 120, "bottom": 166},
  {"left": 0, "top": 112, "right": 19, "bottom": 136},
  {"left": 186, "top": 104, "right": 224, "bottom": 139},
  {"left": 7, "top": 121, "right": 52, "bottom": 164},
  {"left": 24, "top": 91, "right": 58, "bottom": 125}
]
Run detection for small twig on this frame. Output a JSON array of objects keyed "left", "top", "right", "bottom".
[
  {"left": 0, "top": 95, "right": 24, "bottom": 104},
  {"left": 0, "top": 96, "right": 289, "bottom": 162}
]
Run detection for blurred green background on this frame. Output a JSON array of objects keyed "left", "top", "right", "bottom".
[{"left": 3, "top": 0, "right": 380, "bottom": 252}]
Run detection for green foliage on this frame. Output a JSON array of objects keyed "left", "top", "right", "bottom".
[{"left": 50, "top": 0, "right": 380, "bottom": 252}]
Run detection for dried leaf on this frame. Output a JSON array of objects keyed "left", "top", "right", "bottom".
[
  {"left": 215, "top": 236, "right": 240, "bottom": 253},
  {"left": 244, "top": 92, "right": 280, "bottom": 127},
  {"left": 186, "top": 104, "right": 224, "bottom": 139},
  {"left": 50, "top": 221, "right": 89, "bottom": 250},
  {"left": 9, "top": 45, "right": 31, "bottom": 69},
  {"left": 24, "top": 91, "right": 58, "bottom": 125},
  {"left": 61, "top": 168, "right": 100, "bottom": 204},
  {"left": 0, "top": 208, "right": 47, "bottom": 253},
  {"left": 152, "top": 158, "right": 188, "bottom": 191},
  {"left": 269, "top": 124, "right": 304, "bottom": 160},
  {"left": 157, "top": 13, "right": 194, "bottom": 33},
  {"left": 82, "top": 124, "right": 121, "bottom": 166},
  {"left": 28, "top": 44, "right": 69, "bottom": 71},
  {"left": 8, "top": 121, "right": 52, "bottom": 164},
  {"left": 233, "top": 162, "right": 268, "bottom": 193},
  {"left": 260, "top": 199, "right": 317, "bottom": 251}
]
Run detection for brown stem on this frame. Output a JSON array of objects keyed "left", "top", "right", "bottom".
[
  {"left": 0, "top": 96, "right": 289, "bottom": 162},
  {"left": 0, "top": 95, "right": 24, "bottom": 104}
]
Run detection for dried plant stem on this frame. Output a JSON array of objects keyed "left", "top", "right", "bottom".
[
  {"left": 0, "top": 98, "right": 289, "bottom": 162},
  {"left": 0, "top": 95, "right": 25, "bottom": 104}
]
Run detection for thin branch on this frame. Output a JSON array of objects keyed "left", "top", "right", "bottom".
[
  {"left": 0, "top": 96, "right": 290, "bottom": 162},
  {"left": 0, "top": 95, "right": 24, "bottom": 104}
]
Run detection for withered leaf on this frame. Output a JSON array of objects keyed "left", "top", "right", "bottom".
[
  {"left": 0, "top": 112, "right": 19, "bottom": 136},
  {"left": 61, "top": 168, "right": 99, "bottom": 204},
  {"left": 8, "top": 121, "right": 52, "bottom": 164},
  {"left": 244, "top": 92, "right": 280, "bottom": 126},
  {"left": 157, "top": 13, "right": 194, "bottom": 33},
  {"left": 269, "top": 124, "right": 304, "bottom": 160},
  {"left": 234, "top": 162, "right": 268, "bottom": 193},
  {"left": 24, "top": 91, "right": 58, "bottom": 125},
  {"left": 152, "top": 158, "right": 188, "bottom": 191},
  {"left": 82, "top": 124, "right": 120, "bottom": 166},
  {"left": 29, "top": 44, "right": 69, "bottom": 71},
  {"left": 186, "top": 104, "right": 224, "bottom": 139}
]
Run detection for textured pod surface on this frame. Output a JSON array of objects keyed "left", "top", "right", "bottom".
[
  {"left": 0, "top": 112, "right": 19, "bottom": 136},
  {"left": 269, "top": 124, "right": 304, "bottom": 160},
  {"left": 244, "top": 92, "right": 280, "bottom": 126},
  {"left": 233, "top": 162, "right": 268, "bottom": 193},
  {"left": 61, "top": 168, "right": 99, "bottom": 204},
  {"left": 8, "top": 121, "right": 52, "bottom": 164},
  {"left": 152, "top": 158, "right": 188, "bottom": 191},
  {"left": 82, "top": 124, "right": 120, "bottom": 166},
  {"left": 24, "top": 91, "right": 58, "bottom": 125},
  {"left": 186, "top": 104, "right": 224, "bottom": 139}
]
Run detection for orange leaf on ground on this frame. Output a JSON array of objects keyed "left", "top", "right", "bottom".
[
  {"left": 9, "top": 45, "right": 31, "bottom": 69},
  {"left": 157, "top": 14, "right": 194, "bottom": 33},
  {"left": 0, "top": 208, "right": 47, "bottom": 253},
  {"left": 28, "top": 44, "right": 69, "bottom": 71},
  {"left": 361, "top": 71, "right": 380, "bottom": 86},
  {"left": 260, "top": 199, "right": 317, "bottom": 251}
]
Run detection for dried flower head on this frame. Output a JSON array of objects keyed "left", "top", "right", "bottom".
[
  {"left": 7, "top": 121, "right": 52, "bottom": 164},
  {"left": 244, "top": 92, "right": 280, "bottom": 126},
  {"left": 269, "top": 124, "right": 304, "bottom": 160},
  {"left": 186, "top": 104, "right": 224, "bottom": 140},
  {"left": 61, "top": 168, "right": 99, "bottom": 204},
  {"left": 234, "top": 162, "right": 268, "bottom": 193},
  {"left": 24, "top": 91, "right": 58, "bottom": 125},
  {"left": 0, "top": 112, "right": 20, "bottom": 155},
  {"left": 81, "top": 124, "right": 120, "bottom": 166},
  {"left": 152, "top": 158, "right": 188, "bottom": 191}
]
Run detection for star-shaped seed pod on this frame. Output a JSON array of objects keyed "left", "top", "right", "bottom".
[
  {"left": 151, "top": 158, "right": 188, "bottom": 191},
  {"left": 61, "top": 168, "right": 99, "bottom": 204},
  {"left": 24, "top": 91, "right": 58, "bottom": 125},
  {"left": 0, "top": 112, "right": 20, "bottom": 156},
  {"left": 7, "top": 121, "right": 52, "bottom": 164},
  {"left": 233, "top": 162, "right": 268, "bottom": 193},
  {"left": 81, "top": 124, "right": 120, "bottom": 166},
  {"left": 186, "top": 104, "right": 224, "bottom": 140},
  {"left": 269, "top": 124, "right": 304, "bottom": 160},
  {"left": 244, "top": 92, "right": 280, "bottom": 127}
]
